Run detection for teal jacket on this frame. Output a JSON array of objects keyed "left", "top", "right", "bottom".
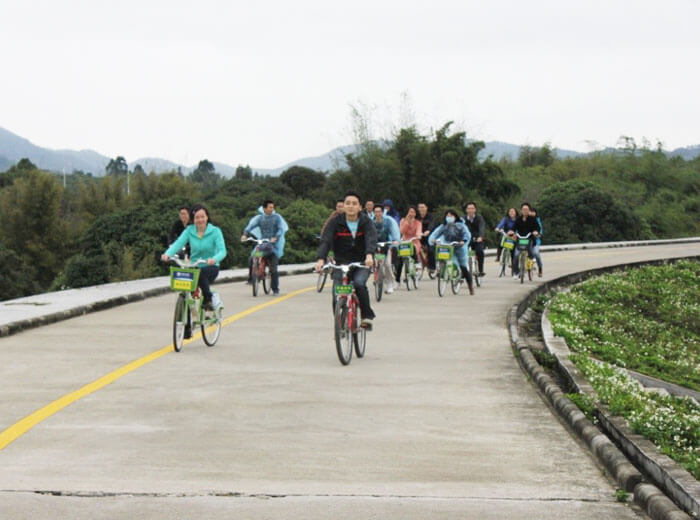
[{"left": 164, "top": 223, "right": 227, "bottom": 266}]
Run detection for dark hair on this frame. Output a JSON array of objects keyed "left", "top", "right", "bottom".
[
  {"left": 530, "top": 207, "right": 538, "bottom": 216},
  {"left": 521, "top": 202, "right": 531, "bottom": 210},
  {"left": 263, "top": 200, "right": 274, "bottom": 208},
  {"left": 443, "top": 208, "right": 460, "bottom": 223},
  {"left": 465, "top": 201, "right": 477, "bottom": 210},
  {"left": 406, "top": 205, "right": 417, "bottom": 216},
  {"left": 178, "top": 205, "right": 190, "bottom": 212},
  {"left": 506, "top": 207, "right": 518, "bottom": 217},
  {"left": 344, "top": 190, "right": 362, "bottom": 205},
  {"left": 417, "top": 202, "right": 428, "bottom": 207},
  {"left": 335, "top": 198, "right": 345, "bottom": 204},
  {"left": 373, "top": 205, "right": 383, "bottom": 212},
  {"left": 365, "top": 199, "right": 374, "bottom": 204},
  {"left": 190, "top": 203, "right": 212, "bottom": 224}
]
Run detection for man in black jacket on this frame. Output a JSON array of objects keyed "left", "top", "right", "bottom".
[
  {"left": 168, "top": 205, "right": 191, "bottom": 259},
  {"left": 510, "top": 202, "right": 540, "bottom": 278},
  {"left": 316, "top": 191, "right": 377, "bottom": 329},
  {"left": 463, "top": 202, "right": 486, "bottom": 276}
]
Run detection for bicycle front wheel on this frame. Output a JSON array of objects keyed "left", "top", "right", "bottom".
[
  {"left": 201, "top": 308, "right": 222, "bottom": 346},
  {"left": 519, "top": 253, "right": 526, "bottom": 284},
  {"left": 403, "top": 258, "right": 411, "bottom": 291},
  {"left": 437, "top": 262, "right": 447, "bottom": 297},
  {"left": 334, "top": 299, "right": 352, "bottom": 365},
  {"left": 172, "top": 294, "right": 187, "bottom": 352},
  {"left": 451, "top": 271, "right": 463, "bottom": 294},
  {"left": 352, "top": 299, "right": 366, "bottom": 358},
  {"left": 316, "top": 271, "right": 327, "bottom": 292},
  {"left": 251, "top": 258, "right": 259, "bottom": 296}
]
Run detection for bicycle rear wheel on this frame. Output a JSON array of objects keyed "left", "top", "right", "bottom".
[
  {"left": 352, "top": 299, "right": 366, "bottom": 358},
  {"left": 316, "top": 271, "right": 327, "bottom": 292},
  {"left": 334, "top": 299, "right": 352, "bottom": 365},
  {"left": 172, "top": 294, "right": 186, "bottom": 352},
  {"left": 451, "top": 269, "right": 462, "bottom": 294},
  {"left": 262, "top": 261, "right": 271, "bottom": 294},
  {"left": 201, "top": 308, "right": 222, "bottom": 346}
]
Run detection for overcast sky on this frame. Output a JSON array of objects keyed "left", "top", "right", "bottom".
[{"left": 2, "top": 0, "right": 698, "bottom": 168}]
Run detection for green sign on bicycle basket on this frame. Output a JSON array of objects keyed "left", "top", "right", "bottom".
[
  {"left": 398, "top": 242, "right": 414, "bottom": 257},
  {"left": 503, "top": 240, "right": 515, "bottom": 250},
  {"left": 518, "top": 238, "right": 530, "bottom": 246},
  {"left": 375, "top": 253, "right": 386, "bottom": 261},
  {"left": 436, "top": 245, "right": 453, "bottom": 260},
  {"left": 334, "top": 284, "right": 353, "bottom": 295},
  {"left": 170, "top": 267, "right": 200, "bottom": 292}
]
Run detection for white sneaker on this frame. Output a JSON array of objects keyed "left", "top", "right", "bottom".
[
  {"left": 387, "top": 286, "right": 394, "bottom": 294},
  {"left": 513, "top": 274, "right": 518, "bottom": 279}
]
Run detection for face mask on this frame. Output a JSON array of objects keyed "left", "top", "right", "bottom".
[{"left": 445, "top": 216, "right": 456, "bottom": 224}]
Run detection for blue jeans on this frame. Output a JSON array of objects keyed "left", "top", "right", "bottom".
[
  {"left": 332, "top": 267, "right": 374, "bottom": 320},
  {"left": 513, "top": 243, "right": 536, "bottom": 275}
]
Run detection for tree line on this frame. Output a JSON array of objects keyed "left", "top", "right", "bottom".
[{"left": 1, "top": 125, "right": 698, "bottom": 301}]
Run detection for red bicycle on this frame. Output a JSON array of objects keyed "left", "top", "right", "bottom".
[
  {"left": 321, "top": 262, "right": 369, "bottom": 365},
  {"left": 246, "top": 238, "right": 273, "bottom": 297}
]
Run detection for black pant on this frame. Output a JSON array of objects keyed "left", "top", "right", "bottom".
[
  {"left": 470, "top": 241, "right": 485, "bottom": 273},
  {"left": 198, "top": 265, "right": 219, "bottom": 302},
  {"left": 266, "top": 253, "right": 279, "bottom": 292},
  {"left": 332, "top": 268, "right": 375, "bottom": 320},
  {"left": 395, "top": 251, "right": 417, "bottom": 282}
]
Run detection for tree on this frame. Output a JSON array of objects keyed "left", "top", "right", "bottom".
[
  {"left": 105, "top": 156, "right": 128, "bottom": 176},
  {"left": 133, "top": 164, "right": 145, "bottom": 176},
  {"left": 279, "top": 166, "right": 326, "bottom": 198},
  {"left": 537, "top": 180, "right": 642, "bottom": 243},
  {"left": 235, "top": 165, "right": 253, "bottom": 181},
  {"left": 190, "top": 159, "right": 221, "bottom": 191}
]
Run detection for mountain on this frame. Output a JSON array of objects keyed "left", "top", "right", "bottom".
[{"left": 1, "top": 126, "right": 698, "bottom": 177}]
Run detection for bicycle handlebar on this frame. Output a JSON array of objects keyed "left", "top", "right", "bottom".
[
  {"left": 245, "top": 237, "right": 272, "bottom": 244},
  {"left": 435, "top": 241, "right": 461, "bottom": 246},
  {"left": 167, "top": 258, "right": 208, "bottom": 268},
  {"left": 320, "top": 262, "right": 370, "bottom": 273}
]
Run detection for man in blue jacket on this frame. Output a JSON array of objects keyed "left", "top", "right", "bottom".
[{"left": 241, "top": 200, "right": 286, "bottom": 295}]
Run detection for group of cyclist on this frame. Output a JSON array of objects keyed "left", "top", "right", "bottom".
[{"left": 160, "top": 193, "right": 544, "bottom": 336}]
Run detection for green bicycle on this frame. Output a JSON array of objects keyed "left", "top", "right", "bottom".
[
  {"left": 397, "top": 240, "right": 419, "bottom": 291},
  {"left": 168, "top": 258, "right": 223, "bottom": 352},
  {"left": 435, "top": 242, "right": 463, "bottom": 297}
]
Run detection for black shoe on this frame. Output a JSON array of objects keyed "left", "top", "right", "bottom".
[
  {"left": 468, "top": 284, "right": 475, "bottom": 295},
  {"left": 203, "top": 300, "right": 214, "bottom": 311},
  {"left": 184, "top": 327, "right": 192, "bottom": 339},
  {"left": 479, "top": 271, "right": 486, "bottom": 277}
]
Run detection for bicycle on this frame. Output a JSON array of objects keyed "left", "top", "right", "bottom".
[
  {"left": 515, "top": 232, "right": 534, "bottom": 284},
  {"left": 435, "top": 241, "right": 463, "bottom": 297},
  {"left": 373, "top": 242, "right": 391, "bottom": 302},
  {"left": 321, "top": 262, "right": 369, "bottom": 365},
  {"left": 497, "top": 230, "right": 515, "bottom": 278},
  {"left": 468, "top": 243, "right": 481, "bottom": 288},
  {"left": 246, "top": 237, "right": 273, "bottom": 297},
  {"left": 168, "top": 258, "right": 223, "bottom": 352},
  {"left": 397, "top": 240, "right": 419, "bottom": 291}
]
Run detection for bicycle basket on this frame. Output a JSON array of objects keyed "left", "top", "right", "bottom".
[
  {"left": 517, "top": 237, "right": 530, "bottom": 250},
  {"left": 375, "top": 253, "right": 386, "bottom": 261},
  {"left": 398, "top": 241, "right": 414, "bottom": 257},
  {"left": 257, "top": 242, "right": 274, "bottom": 256},
  {"left": 170, "top": 267, "right": 200, "bottom": 292},
  {"left": 436, "top": 244, "right": 453, "bottom": 260},
  {"left": 503, "top": 238, "right": 515, "bottom": 250}
]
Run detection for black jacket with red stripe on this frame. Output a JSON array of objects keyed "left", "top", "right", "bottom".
[{"left": 317, "top": 213, "right": 377, "bottom": 265}]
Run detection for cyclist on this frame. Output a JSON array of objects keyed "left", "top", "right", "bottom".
[
  {"left": 167, "top": 205, "right": 191, "bottom": 259},
  {"left": 509, "top": 202, "right": 540, "bottom": 279},
  {"left": 364, "top": 199, "right": 376, "bottom": 220},
  {"left": 417, "top": 202, "right": 435, "bottom": 274},
  {"left": 530, "top": 207, "right": 544, "bottom": 277},
  {"left": 396, "top": 205, "right": 423, "bottom": 285},
  {"left": 463, "top": 201, "right": 486, "bottom": 277},
  {"left": 321, "top": 198, "right": 345, "bottom": 235},
  {"left": 241, "top": 200, "right": 286, "bottom": 295},
  {"left": 494, "top": 207, "right": 518, "bottom": 263},
  {"left": 316, "top": 191, "right": 377, "bottom": 329},
  {"left": 373, "top": 205, "right": 400, "bottom": 294},
  {"left": 382, "top": 198, "right": 401, "bottom": 225},
  {"left": 161, "top": 204, "right": 227, "bottom": 337},
  {"left": 428, "top": 209, "right": 474, "bottom": 295}
]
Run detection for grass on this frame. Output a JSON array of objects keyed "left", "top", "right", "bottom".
[{"left": 547, "top": 261, "right": 700, "bottom": 480}]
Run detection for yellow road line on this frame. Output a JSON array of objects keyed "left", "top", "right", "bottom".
[{"left": 0, "top": 286, "right": 315, "bottom": 451}]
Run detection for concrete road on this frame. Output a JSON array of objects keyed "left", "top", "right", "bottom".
[{"left": 2, "top": 244, "right": 698, "bottom": 519}]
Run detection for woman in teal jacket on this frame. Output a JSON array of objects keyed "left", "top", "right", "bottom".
[{"left": 161, "top": 204, "right": 227, "bottom": 310}]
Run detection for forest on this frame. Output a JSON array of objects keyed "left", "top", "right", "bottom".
[{"left": 1, "top": 123, "right": 698, "bottom": 300}]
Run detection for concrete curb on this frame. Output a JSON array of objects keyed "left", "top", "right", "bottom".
[
  {"left": 508, "top": 255, "right": 700, "bottom": 520},
  {"left": 0, "top": 263, "right": 316, "bottom": 338}
]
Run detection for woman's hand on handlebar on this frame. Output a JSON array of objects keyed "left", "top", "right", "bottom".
[
  {"left": 364, "top": 254, "right": 374, "bottom": 268},
  {"left": 161, "top": 254, "right": 169, "bottom": 262},
  {"left": 315, "top": 259, "right": 325, "bottom": 273}
]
